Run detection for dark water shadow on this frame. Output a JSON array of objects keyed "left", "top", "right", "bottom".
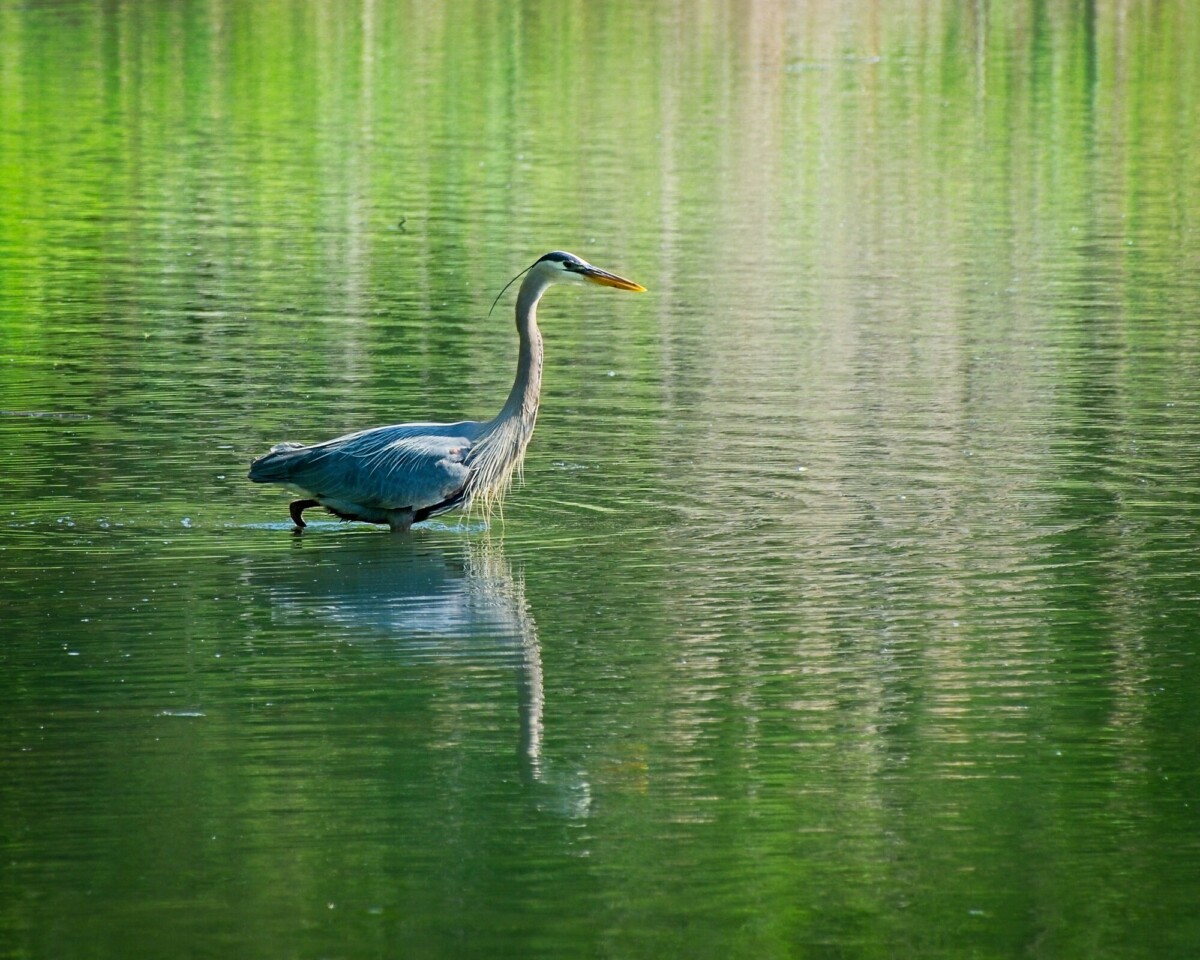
[{"left": 243, "top": 535, "right": 577, "bottom": 805}]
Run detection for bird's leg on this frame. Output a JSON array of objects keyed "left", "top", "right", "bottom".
[
  {"left": 289, "top": 499, "right": 320, "bottom": 529},
  {"left": 387, "top": 510, "right": 415, "bottom": 534}
]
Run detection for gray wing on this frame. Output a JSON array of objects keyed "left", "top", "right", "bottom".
[{"left": 249, "top": 422, "right": 480, "bottom": 512}]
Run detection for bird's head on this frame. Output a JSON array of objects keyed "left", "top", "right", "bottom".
[
  {"left": 488, "top": 250, "right": 646, "bottom": 318},
  {"left": 533, "top": 251, "right": 647, "bottom": 292}
]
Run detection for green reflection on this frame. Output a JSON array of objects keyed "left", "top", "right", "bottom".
[{"left": 2, "top": 2, "right": 1199, "bottom": 958}]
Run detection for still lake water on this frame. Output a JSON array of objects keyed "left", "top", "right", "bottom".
[{"left": 3, "top": 1, "right": 1199, "bottom": 956}]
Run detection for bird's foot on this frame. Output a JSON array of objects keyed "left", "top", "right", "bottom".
[
  {"left": 289, "top": 499, "right": 320, "bottom": 529},
  {"left": 387, "top": 510, "right": 415, "bottom": 534}
]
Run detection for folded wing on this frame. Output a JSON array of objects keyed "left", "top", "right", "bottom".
[{"left": 249, "top": 422, "right": 478, "bottom": 514}]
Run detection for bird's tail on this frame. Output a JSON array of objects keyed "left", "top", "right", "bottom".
[{"left": 247, "top": 442, "right": 308, "bottom": 482}]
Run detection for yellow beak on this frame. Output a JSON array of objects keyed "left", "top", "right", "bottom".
[{"left": 582, "top": 265, "right": 647, "bottom": 293}]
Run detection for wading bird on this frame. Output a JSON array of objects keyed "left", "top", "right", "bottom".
[{"left": 248, "top": 251, "right": 645, "bottom": 532}]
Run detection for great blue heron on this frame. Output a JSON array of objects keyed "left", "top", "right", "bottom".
[{"left": 248, "top": 251, "right": 645, "bottom": 532}]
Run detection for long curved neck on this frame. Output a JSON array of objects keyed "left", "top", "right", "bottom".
[
  {"left": 464, "top": 265, "right": 556, "bottom": 512},
  {"left": 497, "top": 269, "right": 549, "bottom": 424}
]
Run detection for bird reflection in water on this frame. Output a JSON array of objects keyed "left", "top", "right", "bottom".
[{"left": 248, "top": 535, "right": 586, "bottom": 813}]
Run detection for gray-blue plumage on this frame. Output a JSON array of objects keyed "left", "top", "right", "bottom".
[
  {"left": 248, "top": 252, "right": 645, "bottom": 532},
  {"left": 248, "top": 422, "right": 479, "bottom": 525}
]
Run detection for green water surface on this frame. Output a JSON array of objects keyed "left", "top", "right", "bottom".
[{"left": 2, "top": 2, "right": 1199, "bottom": 957}]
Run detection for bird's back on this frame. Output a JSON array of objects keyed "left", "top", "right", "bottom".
[{"left": 249, "top": 420, "right": 484, "bottom": 515}]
